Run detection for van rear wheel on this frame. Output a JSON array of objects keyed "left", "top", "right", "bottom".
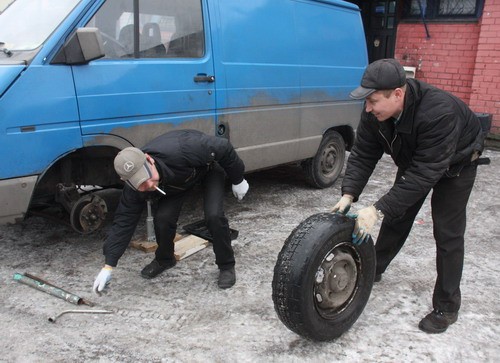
[
  {"left": 302, "top": 131, "right": 345, "bottom": 188},
  {"left": 272, "top": 213, "right": 376, "bottom": 341}
]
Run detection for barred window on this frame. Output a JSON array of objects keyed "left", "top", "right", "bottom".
[
  {"left": 440, "top": 0, "right": 476, "bottom": 15},
  {"left": 403, "top": 0, "right": 484, "bottom": 20}
]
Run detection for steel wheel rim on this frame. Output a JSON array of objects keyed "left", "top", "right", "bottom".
[
  {"left": 313, "top": 242, "right": 360, "bottom": 319},
  {"left": 320, "top": 143, "right": 341, "bottom": 178}
]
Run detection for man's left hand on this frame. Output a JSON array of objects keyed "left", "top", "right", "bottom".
[
  {"left": 353, "top": 205, "right": 379, "bottom": 245},
  {"left": 232, "top": 179, "right": 249, "bottom": 200}
]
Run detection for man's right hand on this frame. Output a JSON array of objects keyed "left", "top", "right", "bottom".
[
  {"left": 93, "top": 266, "right": 113, "bottom": 294},
  {"left": 232, "top": 179, "right": 249, "bottom": 201},
  {"left": 331, "top": 194, "right": 354, "bottom": 214}
]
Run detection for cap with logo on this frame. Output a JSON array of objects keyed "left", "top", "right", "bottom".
[
  {"left": 114, "top": 147, "right": 152, "bottom": 190},
  {"left": 350, "top": 58, "right": 406, "bottom": 100}
]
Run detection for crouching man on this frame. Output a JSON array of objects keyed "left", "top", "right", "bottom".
[{"left": 93, "top": 129, "right": 249, "bottom": 293}]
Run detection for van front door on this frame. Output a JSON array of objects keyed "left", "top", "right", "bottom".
[{"left": 72, "top": 0, "right": 216, "bottom": 148}]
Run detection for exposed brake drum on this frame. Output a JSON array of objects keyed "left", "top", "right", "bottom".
[{"left": 69, "top": 194, "right": 108, "bottom": 234}]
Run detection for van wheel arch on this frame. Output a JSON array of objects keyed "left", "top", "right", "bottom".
[
  {"left": 29, "top": 146, "right": 123, "bottom": 229},
  {"left": 34, "top": 146, "right": 122, "bottom": 194}
]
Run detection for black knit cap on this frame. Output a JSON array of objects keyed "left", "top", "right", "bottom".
[{"left": 350, "top": 58, "right": 406, "bottom": 99}]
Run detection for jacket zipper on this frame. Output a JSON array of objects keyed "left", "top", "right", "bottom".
[
  {"left": 378, "top": 129, "right": 397, "bottom": 154},
  {"left": 163, "top": 169, "right": 199, "bottom": 191}
]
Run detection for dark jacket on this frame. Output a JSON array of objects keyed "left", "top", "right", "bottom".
[
  {"left": 341, "top": 79, "right": 484, "bottom": 221},
  {"left": 103, "top": 129, "right": 245, "bottom": 266}
]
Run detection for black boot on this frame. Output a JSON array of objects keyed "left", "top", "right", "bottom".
[
  {"left": 418, "top": 310, "right": 458, "bottom": 333},
  {"left": 218, "top": 267, "right": 236, "bottom": 289},
  {"left": 141, "top": 259, "right": 176, "bottom": 279}
]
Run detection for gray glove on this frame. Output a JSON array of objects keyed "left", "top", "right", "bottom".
[
  {"left": 331, "top": 194, "right": 354, "bottom": 214},
  {"left": 352, "top": 205, "right": 379, "bottom": 245},
  {"left": 93, "top": 266, "right": 112, "bottom": 294}
]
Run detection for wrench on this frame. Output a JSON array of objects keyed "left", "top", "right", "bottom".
[{"left": 48, "top": 309, "right": 113, "bottom": 323}]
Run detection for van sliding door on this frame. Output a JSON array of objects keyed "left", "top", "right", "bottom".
[{"left": 209, "top": 0, "right": 301, "bottom": 171}]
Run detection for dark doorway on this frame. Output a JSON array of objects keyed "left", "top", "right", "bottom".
[{"left": 347, "top": 1, "right": 399, "bottom": 63}]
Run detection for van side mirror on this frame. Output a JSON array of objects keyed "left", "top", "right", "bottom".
[{"left": 52, "top": 28, "right": 105, "bottom": 65}]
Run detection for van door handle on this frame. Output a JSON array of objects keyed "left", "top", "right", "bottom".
[{"left": 194, "top": 74, "right": 215, "bottom": 83}]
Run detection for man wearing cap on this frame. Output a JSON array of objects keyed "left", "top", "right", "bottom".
[
  {"left": 93, "top": 129, "right": 249, "bottom": 291},
  {"left": 331, "top": 58, "right": 485, "bottom": 333}
]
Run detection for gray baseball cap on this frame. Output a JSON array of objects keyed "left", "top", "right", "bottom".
[
  {"left": 350, "top": 58, "right": 406, "bottom": 99},
  {"left": 114, "top": 147, "right": 152, "bottom": 190}
]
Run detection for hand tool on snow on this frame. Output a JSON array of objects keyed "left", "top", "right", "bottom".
[
  {"left": 13, "top": 272, "right": 94, "bottom": 306},
  {"left": 48, "top": 309, "right": 113, "bottom": 323}
]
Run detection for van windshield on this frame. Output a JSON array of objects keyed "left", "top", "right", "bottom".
[{"left": 0, "top": 0, "right": 80, "bottom": 51}]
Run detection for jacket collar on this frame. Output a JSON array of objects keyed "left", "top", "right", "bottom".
[
  {"left": 395, "top": 80, "right": 418, "bottom": 134},
  {"left": 150, "top": 155, "right": 174, "bottom": 183}
]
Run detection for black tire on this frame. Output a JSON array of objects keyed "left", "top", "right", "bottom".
[
  {"left": 272, "top": 213, "right": 376, "bottom": 341},
  {"left": 302, "top": 131, "right": 346, "bottom": 189}
]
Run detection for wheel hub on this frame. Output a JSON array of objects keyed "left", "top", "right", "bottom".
[
  {"left": 321, "top": 144, "right": 338, "bottom": 175},
  {"left": 70, "top": 194, "right": 108, "bottom": 234},
  {"left": 331, "top": 266, "right": 349, "bottom": 291},
  {"left": 314, "top": 245, "right": 358, "bottom": 316}
]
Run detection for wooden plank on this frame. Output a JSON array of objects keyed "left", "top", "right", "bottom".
[
  {"left": 174, "top": 235, "right": 209, "bottom": 261},
  {"left": 130, "top": 233, "right": 185, "bottom": 253},
  {"left": 129, "top": 240, "right": 157, "bottom": 253},
  {"left": 129, "top": 233, "right": 209, "bottom": 261},
  {"left": 175, "top": 244, "right": 207, "bottom": 261}
]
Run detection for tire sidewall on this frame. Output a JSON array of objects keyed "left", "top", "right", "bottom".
[{"left": 273, "top": 213, "right": 376, "bottom": 341}]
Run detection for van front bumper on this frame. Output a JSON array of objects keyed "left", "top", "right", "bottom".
[{"left": 0, "top": 176, "right": 37, "bottom": 225}]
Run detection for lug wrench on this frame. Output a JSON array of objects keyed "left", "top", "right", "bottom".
[{"left": 48, "top": 309, "right": 113, "bottom": 323}]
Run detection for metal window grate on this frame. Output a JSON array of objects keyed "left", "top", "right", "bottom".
[
  {"left": 403, "top": 0, "right": 483, "bottom": 19},
  {"left": 439, "top": 0, "right": 476, "bottom": 15}
]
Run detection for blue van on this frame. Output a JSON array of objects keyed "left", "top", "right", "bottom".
[{"left": 0, "top": 0, "right": 367, "bottom": 232}]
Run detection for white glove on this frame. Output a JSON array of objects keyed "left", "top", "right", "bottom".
[
  {"left": 353, "top": 205, "right": 379, "bottom": 244},
  {"left": 232, "top": 179, "right": 249, "bottom": 200},
  {"left": 93, "top": 267, "right": 113, "bottom": 294},
  {"left": 332, "top": 194, "right": 354, "bottom": 214}
]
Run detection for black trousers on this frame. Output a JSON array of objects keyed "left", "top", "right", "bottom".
[
  {"left": 152, "top": 164, "right": 235, "bottom": 270},
  {"left": 375, "top": 164, "right": 477, "bottom": 313}
]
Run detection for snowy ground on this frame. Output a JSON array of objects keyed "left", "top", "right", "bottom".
[{"left": 0, "top": 150, "right": 499, "bottom": 363}]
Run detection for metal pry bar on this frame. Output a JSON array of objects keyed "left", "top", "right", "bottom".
[{"left": 13, "top": 272, "right": 94, "bottom": 306}]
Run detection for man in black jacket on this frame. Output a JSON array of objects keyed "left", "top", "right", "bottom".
[
  {"left": 332, "top": 59, "right": 485, "bottom": 333},
  {"left": 93, "top": 130, "right": 249, "bottom": 292}
]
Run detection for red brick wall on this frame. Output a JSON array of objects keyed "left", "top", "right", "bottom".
[
  {"left": 394, "top": 4, "right": 500, "bottom": 135},
  {"left": 394, "top": 22, "right": 480, "bottom": 103},
  {"left": 469, "top": 2, "right": 500, "bottom": 135}
]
